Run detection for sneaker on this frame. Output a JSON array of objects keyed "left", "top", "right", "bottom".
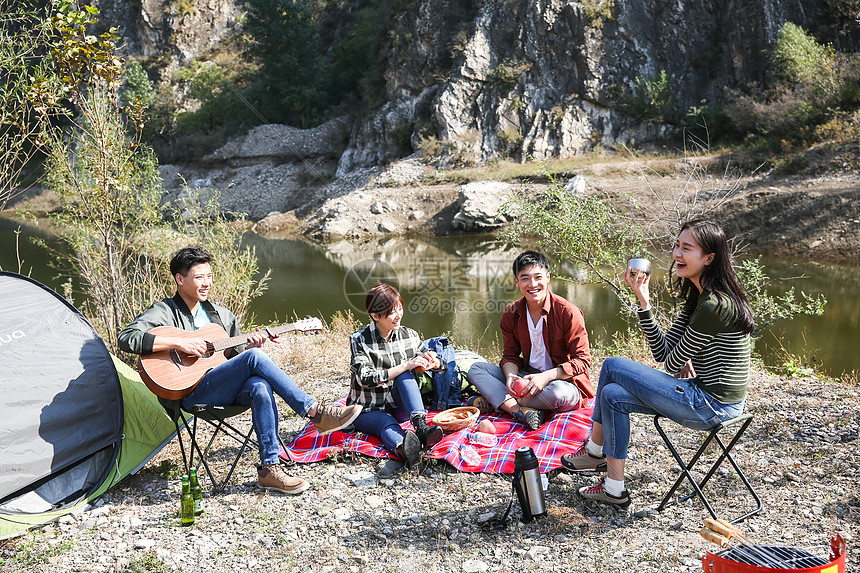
[
  {"left": 311, "top": 403, "right": 363, "bottom": 435},
  {"left": 411, "top": 413, "right": 444, "bottom": 449},
  {"left": 578, "top": 479, "right": 631, "bottom": 509},
  {"left": 396, "top": 430, "right": 422, "bottom": 468},
  {"left": 512, "top": 407, "right": 544, "bottom": 431},
  {"left": 560, "top": 444, "right": 607, "bottom": 472},
  {"left": 466, "top": 395, "right": 494, "bottom": 414},
  {"left": 257, "top": 464, "right": 309, "bottom": 495}
]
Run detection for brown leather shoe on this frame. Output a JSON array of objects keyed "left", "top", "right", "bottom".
[
  {"left": 257, "top": 464, "right": 309, "bottom": 495},
  {"left": 311, "top": 403, "right": 363, "bottom": 435}
]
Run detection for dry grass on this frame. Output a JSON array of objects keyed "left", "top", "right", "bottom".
[{"left": 264, "top": 310, "right": 361, "bottom": 404}]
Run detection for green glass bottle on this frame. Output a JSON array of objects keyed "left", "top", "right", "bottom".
[
  {"left": 189, "top": 467, "right": 204, "bottom": 516},
  {"left": 180, "top": 475, "right": 194, "bottom": 527}
]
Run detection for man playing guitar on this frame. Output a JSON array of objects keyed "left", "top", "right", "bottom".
[{"left": 119, "top": 246, "right": 361, "bottom": 495}]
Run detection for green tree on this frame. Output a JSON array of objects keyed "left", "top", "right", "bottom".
[
  {"left": 38, "top": 2, "right": 267, "bottom": 354},
  {"left": 244, "top": 0, "right": 322, "bottom": 127},
  {"left": 121, "top": 58, "right": 156, "bottom": 110},
  {"left": 0, "top": 0, "right": 64, "bottom": 210},
  {"left": 172, "top": 60, "right": 252, "bottom": 133},
  {"left": 502, "top": 164, "right": 647, "bottom": 313},
  {"left": 321, "top": 0, "right": 392, "bottom": 112}
]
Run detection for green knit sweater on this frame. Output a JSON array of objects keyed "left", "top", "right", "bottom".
[{"left": 638, "top": 292, "right": 751, "bottom": 404}]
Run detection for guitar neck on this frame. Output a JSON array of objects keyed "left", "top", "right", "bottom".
[{"left": 211, "top": 323, "right": 297, "bottom": 352}]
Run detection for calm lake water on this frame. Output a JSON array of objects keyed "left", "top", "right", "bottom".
[{"left": 2, "top": 217, "right": 858, "bottom": 378}]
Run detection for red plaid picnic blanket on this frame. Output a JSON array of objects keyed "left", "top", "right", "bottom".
[{"left": 282, "top": 400, "right": 594, "bottom": 474}]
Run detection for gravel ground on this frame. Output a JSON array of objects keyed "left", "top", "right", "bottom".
[{"left": 2, "top": 332, "right": 858, "bottom": 573}]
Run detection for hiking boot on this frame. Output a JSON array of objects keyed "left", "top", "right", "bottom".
[
  {"left": 512, "top": 407, "right": 544, "bottom": 431},
  {"left": 560, "top": 443, "right": 608, "bottom": 472},
  {"left": 376, "top": 457, "right": 406, "bottom": 478},
  {"left": 257, "top": 464, "right": 309, "bottom": 495},
  {"left": 578, "top": 479, "right": 631, "bottom": 509},
  {"left": 396, "top": 430, "right": 422, "bottom": 468},
  {"left": 411, "top": 413, "right": 443, "bottom": 449},
  {"left": 311, "top": 403, "right": 363, "bottom": 435},
  {"left": 466, "top": 395, "right": 494, "bottom": 414}
]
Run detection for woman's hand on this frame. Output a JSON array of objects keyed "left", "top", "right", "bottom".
[
  {"left": 422, "top": 351, "right": 439, "bottom": 369},
  {"left": 406, "top": 354, "right": 432, "bottom": 371},
  {"left": 674, "top": 360, "right": 696, "bottom": 379},
  {"left": 623, "top": 267, "right": 651, "bottom": 309},
  {"left": 413, "top": 351, "right": 439, "bottom": 373}
]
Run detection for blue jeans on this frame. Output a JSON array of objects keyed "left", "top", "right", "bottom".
[
  {"left": 594, "top": 357, "right": 745, "bottom": 460},
  {"left": 183, "top": 348, "right": 316, "bottom": 466},
  {"left": 352, "top": 372, "right": 427, "bottom": 452}
]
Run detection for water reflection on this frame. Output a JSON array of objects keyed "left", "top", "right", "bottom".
[
  {"left": 746, "top": 257, "right": 859, "bottom": 378},
  {"left": 0, "top": 218, "right": 65, "bottom": 287}
]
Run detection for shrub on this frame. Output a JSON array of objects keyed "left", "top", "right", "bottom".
[
  {"left": 551, "top": 104, "right": 566, "bottom": 126},
  {"left": 773, "top": 22, "right": 836, "bottom": 93},
  {"left": 40, "top": 3, "right": 268, "bottom": 355},
  {"left": 621, "top": 69, "right": 675, "bottom": 122},
  {"left": 825, "top": 0, "right": 860, "bottom": 23},
  {"left": 504, "top": 157, "right": 827, "bottom": 336},
  {"left": 488, "top": 59, "right": 532, "bottom": 91},
  {"left": 736, "top": 257, "right": 826, "bottom": 336},
  {"left": 121, "top": 59, "right": 156, "bottom": 110},
  {"left": 581, "top": 0, "right": 615, "bottom": 27},
  {"left": 244, "top": 0, "right": 323, "bottom": 127},
  {"left": 498, "top": 127, "right": 524, "bottom": 158},
  {"left": 389, "top": 122, "right": 415, "bottom": 158},
  {"left": 417, "top": 133, "right": 444, "bottom": 163}
]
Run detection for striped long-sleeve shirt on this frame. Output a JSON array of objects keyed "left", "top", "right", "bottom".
[{"left": 638, "top": 291, "right": 751, "bottom": 404}]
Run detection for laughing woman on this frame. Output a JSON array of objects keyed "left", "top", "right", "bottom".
[
  {"left": 561, "top": 220, "right": 754, "bottom": 508},
  {"left": 348, "top": 283, "right": 444, "bottom": 469}
]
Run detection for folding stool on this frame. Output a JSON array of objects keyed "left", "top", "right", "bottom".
[
  {"left": 159, "top": 398, "right": 286, "bottom": 493},
  {"left": 654, "top": 413, "right": 764, "bottom": 523}
]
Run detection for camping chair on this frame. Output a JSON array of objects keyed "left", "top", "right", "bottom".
[
  {"left": 654, "top": 413, "right": 763, "bottom": 524},
  {"left": 159, "top": 398, "right": 286, "bottom": 493}
]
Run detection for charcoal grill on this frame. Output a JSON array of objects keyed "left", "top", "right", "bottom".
[{"left": 702, "top": 534, "right": 846, "bottom": 572}]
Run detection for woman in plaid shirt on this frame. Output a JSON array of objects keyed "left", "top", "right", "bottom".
[{"left": 348, "top": 283, "right": 444, "bottom": 468}]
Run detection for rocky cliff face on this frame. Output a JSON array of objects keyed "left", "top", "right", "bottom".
[
  {"left": 338, "top": 0, "right": 831, "bottom": 173},
  {"left": 93, "top": 0, "right": 243, "bottom": 63},
  {"left": 94, "top": 0, "right": 842, "bottom": 176}
]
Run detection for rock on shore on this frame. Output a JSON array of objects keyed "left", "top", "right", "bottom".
[{"left": 152, "top": 122, "right": 860, "bottom": 259}]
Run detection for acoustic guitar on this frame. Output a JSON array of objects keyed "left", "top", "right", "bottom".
[{"left": 137, "top": 318, "right": 323, "bottom": 399}]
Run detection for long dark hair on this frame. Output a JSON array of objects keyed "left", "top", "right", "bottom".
[{"left": 674, "top": 220, "right": 754, "bottom": 334}]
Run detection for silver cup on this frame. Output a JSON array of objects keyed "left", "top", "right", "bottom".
[{"left": 628, "top": 258, "right": 651, "bottom": 276}]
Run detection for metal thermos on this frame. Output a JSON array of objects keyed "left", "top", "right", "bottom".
[{"left": 513, "top": 446, "right": 546, "bottom": 522}]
